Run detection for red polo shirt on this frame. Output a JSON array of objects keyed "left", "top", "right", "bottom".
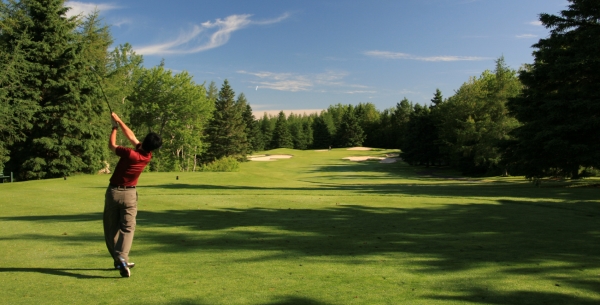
[{"left": 109, "top": 143, "right": 152, "bottom": 186}]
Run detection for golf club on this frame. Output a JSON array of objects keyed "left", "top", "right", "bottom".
[{"left": 90, "top": 66, "right": 113, "bottom": 113}]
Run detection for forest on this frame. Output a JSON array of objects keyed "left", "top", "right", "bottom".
[{"left": 1, "top": 0, "right": 599, "bottom": 180}]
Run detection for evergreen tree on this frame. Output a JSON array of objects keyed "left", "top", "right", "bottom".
[
  {"left": 367, "top": 108, "right": 393, "bottom": 149},
  {"left": 204, "top": 80, "right": 248, "bottom": 161},
  {"left": 506, "top": 0, "right": 600, "bottom": 179},
  {"left": 430, "top": 89, "right": 443, "bottom": 108},
  {"left": 355, "top": 102, "right": 380, "bottom": 148},
  {"left": 311, "top": 115, "right": 332, "bottom": 149},
  {"left": 301, "top": 119, "right": 313, "bottom": 149},
  {"left": 258, "top": 112, "right": 274, "bottom": 150},
  {"left": 4, "top": 0, "right": 107, "bottom": 179},
  {"left": 206, "top": 81, "right": 218, "bottom": 103},
  {"left": 287, "top": 113, "right": 312, "bottom": 150},
  {"left": 335, "top": 106, "right": 365, "bottom": 147},
  {"left": 392, "top": 98, "right": 413, "bottom": 150},
  {"left": 236, "top": 93, "right": 261, "bottom": 154},
  {"left": 401, "top": 105, "right": 438, "bottom": 166},
  {"left": 0, "top": 1, "right": 38, "bottom": 172},
  {"left": 271, "top": 111, "right": 293, "bottom": 148}
]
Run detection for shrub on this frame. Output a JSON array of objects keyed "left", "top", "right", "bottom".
[{"left": 200, "top": 156, "right": 240, "bottom": 172}]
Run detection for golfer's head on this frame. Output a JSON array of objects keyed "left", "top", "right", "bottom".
[{"left": 142, "top": 132, "right": 162, "bottom": 152}]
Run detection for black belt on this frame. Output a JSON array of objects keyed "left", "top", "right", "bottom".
[{"left": 109, "top": 184, "right": 136, "bottom": 189}]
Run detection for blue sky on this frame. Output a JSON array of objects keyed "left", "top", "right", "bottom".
[{"left": 66, "top": 0, "right": 568, "bottom": 116}]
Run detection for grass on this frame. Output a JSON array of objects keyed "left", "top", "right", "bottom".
[{"left": 0, "top": 148, "right": 599, "bottom": 305}]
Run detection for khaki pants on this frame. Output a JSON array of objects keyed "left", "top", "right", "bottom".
[{"left": 104, "top": 186, "right": 138, "bottom": 263}]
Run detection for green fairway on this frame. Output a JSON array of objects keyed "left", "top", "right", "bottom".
[{"left": 0, "top": 148, "right": 598, "bottom": 305}]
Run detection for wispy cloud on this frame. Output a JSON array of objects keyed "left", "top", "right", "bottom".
[
  {"left": 365, "top": 50, "right": 490, "bottom": 62},
  {"left": 112, "top": 18, "right": 132, "bottom": 27},
  {"left": 529, "top": 21, "right": 543, "bottom": 26},
  {"left": 64, "top": 1, "right": 119, "bottom": 18},
  {"left": 136, "top": 13, "right": 289, "bottom": 55},
  {"left": 516, "top": 34, "right": 538, "bottom": 39},
  {"left": 345, "top": 90, "right": 377, "bottom": 94},
  {"left": 238, "top": 71, "right": 312, "bottom": 92},
  {"left": 238, "top": 70, "right": 368, "bottom": 93}
]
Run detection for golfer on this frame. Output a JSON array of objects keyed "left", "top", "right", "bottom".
[{"left": 104, "top": 112, "right": 162, "bottom": 277}]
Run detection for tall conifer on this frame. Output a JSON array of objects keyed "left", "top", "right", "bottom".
[
  {"left": 335, "top": 106, "right": 365, "bottom": 147},
  {"left": 3, "top": 0, "right": 106, "bottom": 179},
  {"left": 271, "top": 111, "right": 293, "bottom": 148},
  {"left": 204, "top": 80, "right": 248, "bottom": 161},
  {"left": 507, "top": 0, "right": 600, "bottom": 178}
]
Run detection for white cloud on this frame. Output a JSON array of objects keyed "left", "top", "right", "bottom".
[
  {"left": 345, "top": 90, "right": 377, "bottom": 94},
  {"left": 529, "top": 21, "right": 543, "bottom": 26},
  {"left": 237, "top": 71, "right": 312, "bottom": 92},
  {"left": 516, "top": 34, "right": 538, "bottom": 39},
  {"left": 64, "top": 1, "right": 119, "bottom": 18},
  {"left": 364, "top": 50, "right": 490, "bottom": 62},
  {"left": 238, "top": 70, "right": 369, "bottom": 92},
  {"left": 112, "top": 18, "right": 132, "bottom": 27},
  {"left": 253, "top": 13, "right": 291, "bottom": 25},
  {"left": 135, "top": 13, "right": 289, "bottom": 55}
]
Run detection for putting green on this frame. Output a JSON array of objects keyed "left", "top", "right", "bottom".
[{"left": 0, "top": 148, "right": 599, "bottom": 304}]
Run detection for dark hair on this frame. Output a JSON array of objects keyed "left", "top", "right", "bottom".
[{"left": 142, "top": 132, "right": 162, "bottom": 152}]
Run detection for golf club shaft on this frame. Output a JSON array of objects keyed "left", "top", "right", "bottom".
[{"left": 90, "top": 67, "right": 113, "bottom": 113}]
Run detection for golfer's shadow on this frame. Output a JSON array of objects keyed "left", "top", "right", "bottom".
[{"left": 0, "top": 267, "right": 117, "bottom": 279}]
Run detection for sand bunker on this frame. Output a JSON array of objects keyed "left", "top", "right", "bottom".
[
  {"left": 343, "top": 156, "right": 399, "bottom": 164},
  {"left": 347, "top": 147, "right": 372, "bottom": 151},
  {"left": 248, "top": 154, "right": 293, "bottom": 161}
]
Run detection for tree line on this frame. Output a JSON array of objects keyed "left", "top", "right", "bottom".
[
  {"left": 249, "top": 57, "right": 522, "bottom": 177},
  {"left": 1, "top": 0, "right": 598, "bottom": 180}
]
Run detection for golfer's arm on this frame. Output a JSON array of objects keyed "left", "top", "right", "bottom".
[
  {"left": 117, "top": 121, "right": 140, "bottom": 146},
  {"left": 108, "top": 128, "right": 118, "bottom": 153}
]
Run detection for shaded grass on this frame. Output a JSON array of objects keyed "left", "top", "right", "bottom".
[{"left": 0, "top": 148, "right": 599, "bottom": 304}]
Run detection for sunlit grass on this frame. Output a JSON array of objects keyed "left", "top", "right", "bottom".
[{"left": 0, "top": 148, "right": 599, "bottom": 304}]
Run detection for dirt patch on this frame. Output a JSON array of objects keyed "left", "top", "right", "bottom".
[{"left": 248, "top": 154, "right": 293, "bottom": 162}]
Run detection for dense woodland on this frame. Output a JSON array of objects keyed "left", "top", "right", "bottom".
[{"left": 1, "top": 0, "right": 599, "bottom": 180}]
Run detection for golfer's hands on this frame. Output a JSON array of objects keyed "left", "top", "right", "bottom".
[{"left": 111, "top": 112, "right": 121, "bottom": 129}]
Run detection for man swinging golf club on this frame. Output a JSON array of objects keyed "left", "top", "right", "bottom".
[{"left": 105, "top": 112, "right": 162, "bottom": 277}]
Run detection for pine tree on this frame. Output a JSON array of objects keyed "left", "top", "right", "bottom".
[
  {"left": 401, "top": 105, "right": 438, "bottom": 166},
  {"left": 204, "top": 80, "right": 248, "bottom": 161},
  {"left": 506, "top": 0, "right": 600, "bottom": 179},
  {"left": 236, "top": 93, "right": 261, "bottom": 154},
  {"left": 430, "top": 89, "right": 443, "bottom": 108},
  {"left": 301, "top": 120, "right": 313, "bottom": 149},
  {"left": 4, "top": 0, "right": 107, "bottom": 179},
  {"left": 0, "top": 3, "right": 38, "bottom": 173},
  {"left": 336, "top": 106, "right": 365, "bottom": 147},
  {"left": 270, "top": 111, "right": 293, "bottom": 148},
  {"left": 355, "top": 102, "right": 380, "bottom": 148},
  {"left": 258, "top": 113, "right": 274, "bottom": 150},
  {"left": 311, "top": 115, "right": 332, "bottom": 149},
  {"left": 206, "top": 81, "right": 218, "bottom": 103},
  {"left": 391, "top": 98, "right": 413, "bottom": 150}
]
